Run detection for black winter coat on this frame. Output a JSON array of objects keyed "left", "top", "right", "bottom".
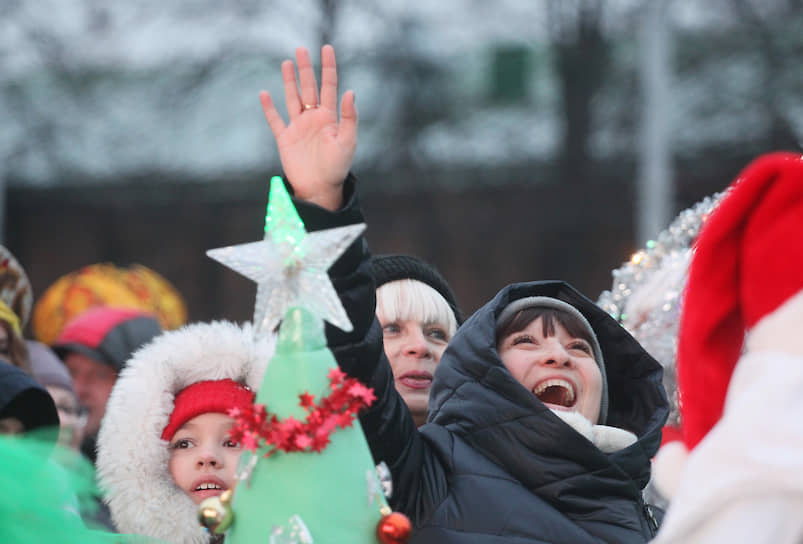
[{"left": 295, "top": 177, "right": 669, "bottom": 544}]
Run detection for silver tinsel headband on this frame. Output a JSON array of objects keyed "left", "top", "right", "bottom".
[{"left": 597, "top": 191, "right": 726, "bottom": 428}]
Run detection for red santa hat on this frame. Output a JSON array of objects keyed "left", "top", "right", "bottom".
[{"left": 677, "top": 151, "right": 803, "bottom": 450}]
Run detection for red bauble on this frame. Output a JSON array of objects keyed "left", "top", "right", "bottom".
[{"left": 376, "top": 512, "right": 412, "bottom": 544}]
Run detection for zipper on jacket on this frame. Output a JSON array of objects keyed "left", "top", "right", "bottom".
[{"left": 642, "top": 501, "right": 659, "bottom": 535}]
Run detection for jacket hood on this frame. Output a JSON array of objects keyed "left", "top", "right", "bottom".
[
  {"left": 428, "top": 280, "right": 668, "bottom": 488},
  {"left": 96, "top": 321, "right": 275, "bottom": 544},
  {"left": 0, "top": 359, "right": 59, "bottom": 432}
]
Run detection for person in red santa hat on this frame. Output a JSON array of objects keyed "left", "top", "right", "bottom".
[{"left": 651, "top": 151, "right": 803, "bottom": 543}]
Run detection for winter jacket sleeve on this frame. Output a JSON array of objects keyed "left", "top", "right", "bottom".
[{"left": 288, "top": 173, "right": 448, "bottom": 522}]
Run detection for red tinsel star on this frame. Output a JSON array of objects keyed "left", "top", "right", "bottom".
[
  {"left": 299, "top": 392, "right": 316, "bottom": 409},
  {"left": 327, "top": 367, "right": 346, "bottom": 386},
  {"left": 347, "top": 382, "right": 376, "bottom": 405}
]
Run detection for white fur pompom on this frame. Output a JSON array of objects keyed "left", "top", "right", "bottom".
[{"left": 652, "top": 440, "right": 689, "bottom": 500}]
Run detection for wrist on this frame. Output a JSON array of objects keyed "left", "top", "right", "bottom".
[
  {"left": 299, "top": 189, "right": 343, "bottom": 212},
  {"left": 285, "top": 178, "right": 345, "bottom": 212}
]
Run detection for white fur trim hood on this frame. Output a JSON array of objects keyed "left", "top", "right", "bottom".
[{"left": 96, "top": 321, "right": 275, "bottom": 544}]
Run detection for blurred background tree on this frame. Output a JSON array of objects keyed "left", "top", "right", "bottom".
[{"left": 2, "top": 0, "right": 801, "bottom": 325}]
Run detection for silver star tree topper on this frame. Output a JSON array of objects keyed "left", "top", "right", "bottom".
[{"left": 207, "top": 176, "right": 365, "bottom": 336}]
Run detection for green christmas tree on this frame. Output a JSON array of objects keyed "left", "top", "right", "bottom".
[{"left": 207, "top": 177, "right": 403, "bottom": 543}]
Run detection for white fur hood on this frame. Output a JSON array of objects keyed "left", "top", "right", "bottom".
[{"left": 96, "top": 321, "right": 275, "bottom": 544}]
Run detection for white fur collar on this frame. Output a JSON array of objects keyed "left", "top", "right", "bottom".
[
  {"left": 96, "top": 321, "right": 275, "bottom": 544},
  {"left": 551, "top": 410, "right": 638, "bottom": 453},
  {"left": 746, "top": 288, "right": 803, "bottom": 357}
]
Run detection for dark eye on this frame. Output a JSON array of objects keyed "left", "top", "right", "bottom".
[
  {"left": 171, "top": 439, "right": 193, "bottom": 449},
  {"left": 224, "top": 439, "right": 241, "bottom": 448},
  {"left": 511, "top": 334, "right": 535, "bottom": 346},
  {"left": 425, "top": 326, "right": 449, "bottom": 342},
  {"left": 568, "top": 341, "right": 592, "bottom": 355}
]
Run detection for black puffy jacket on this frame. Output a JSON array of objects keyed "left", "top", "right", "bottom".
[{"left": 296, "top": 178, "right": 669, "bottom": 544}]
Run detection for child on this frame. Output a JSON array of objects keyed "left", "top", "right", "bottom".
[
  {"left": 163, "top": 379, "right": 254, "bottom": 505},
  {"left": 96, "top": 321, "right": 275, "bottom": 544},
  {"left": 371, "top": 254, "right": 462, "bottom": 426},
  {"left": 259, "top": 44, "right": 668, "bottom": 542}
]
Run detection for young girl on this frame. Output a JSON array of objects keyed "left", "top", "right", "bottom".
[
  {"left": 96, "top": 321, "right": 275, "bottom": 544},
  {"left": 259, "top": 44, "right": 668, "bottom": 542},
  {"left": 371, "top": 254, "right": 462, "bottom": 426}
]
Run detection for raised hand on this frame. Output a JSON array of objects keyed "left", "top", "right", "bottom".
[{"left": 259, "top": 45, "right": 357, "bottom": 211}]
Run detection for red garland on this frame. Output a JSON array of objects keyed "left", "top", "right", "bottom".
[{"left": 227, "top": 367, "right": 375, "bottom": 456}]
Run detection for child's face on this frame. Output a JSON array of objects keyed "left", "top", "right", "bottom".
[
  {"left": 167, "top": 412, "right": 242, "bottom": 504},
  {"left": 497, "top": 317, "right": 603, "bottom": 424}
]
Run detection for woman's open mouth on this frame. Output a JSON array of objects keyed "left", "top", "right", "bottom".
[
  {"left": 398, "top": 371, "right": 433, "bottom": 390},
  {"left": 532, "top": 378, "right": 576, "bottom": 409}
]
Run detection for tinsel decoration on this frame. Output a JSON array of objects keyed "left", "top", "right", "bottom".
[
  {"left": 228, "top": 366, "right": 375, "bottom": 457},
  {"left": 597, "top": 191, "right": 726, "bottom": 427}
]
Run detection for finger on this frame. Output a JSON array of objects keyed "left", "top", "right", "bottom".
[
  {"left": 281, "top": 60, "right": 302, "bottom": 120},
  {"left": 259, "top": 91, "right": 286, "bottom": 138},
  {"left": 319, "top": 44, "right": 338, "bottom": 112},
  {"left": 295, "top": 47, "right": 319, "bottom": 109},
  {"left": 338, "top": 90, "right": 358, "bottom": 150}
]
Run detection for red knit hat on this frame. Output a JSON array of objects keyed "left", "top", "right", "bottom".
[
  {"left": 677, "top": 152, "right": 803, "bottom": 450},
  {"left": 161, "top": 379, "right": 255, "bottom": 441}
]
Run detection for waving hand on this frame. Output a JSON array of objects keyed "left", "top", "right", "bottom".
[{"left": 259, "top": 45, "right": 357, "bottom": 211}]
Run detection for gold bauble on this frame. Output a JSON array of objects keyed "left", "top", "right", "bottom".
[{"left": 197, "top": 489, "right": 234, "bottom": 534}]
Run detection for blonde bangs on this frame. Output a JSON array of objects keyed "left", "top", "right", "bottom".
[{"left": 376, "top": 279, "right": 457, "bottom": 336}]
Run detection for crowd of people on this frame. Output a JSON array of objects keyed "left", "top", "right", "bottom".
[{"left": 1, "top": 43, "right": 801, "bottom": 544}]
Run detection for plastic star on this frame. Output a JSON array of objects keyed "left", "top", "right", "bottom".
[{"left": 207, "top": 176, "right": 365, "bottom": 336}]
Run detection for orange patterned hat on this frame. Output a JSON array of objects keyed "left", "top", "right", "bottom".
[{"left": 32, "top": 263, "right": 187, "bottom": 345}]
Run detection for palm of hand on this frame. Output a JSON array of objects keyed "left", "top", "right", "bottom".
[{"left": 276, "top": 107, "right": 353, "bottom": 199}]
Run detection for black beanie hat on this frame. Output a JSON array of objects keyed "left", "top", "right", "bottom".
[{"left": 371, "top": 254, "right": 463, "bottom": 325}]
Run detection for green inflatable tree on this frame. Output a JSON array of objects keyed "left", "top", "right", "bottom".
[{"left": 206, "top": 177, "right": 409, "bottom": 543}]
